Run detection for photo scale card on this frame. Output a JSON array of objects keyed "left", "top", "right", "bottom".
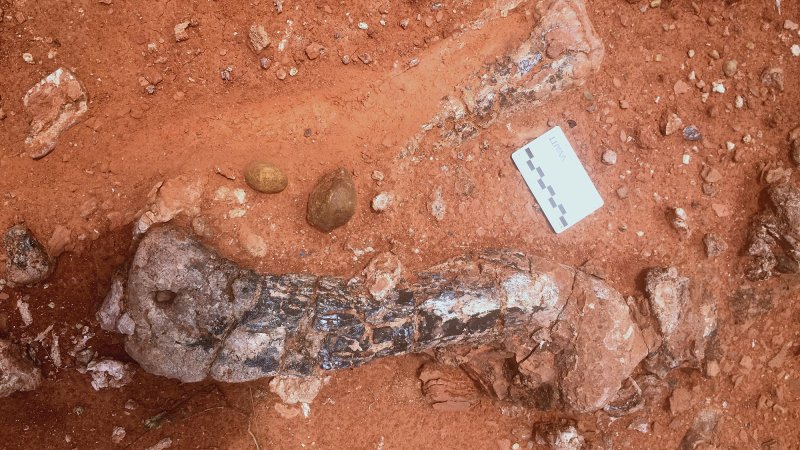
[{"left": 511, "top": 126, "right": 604, "bottom": 234}]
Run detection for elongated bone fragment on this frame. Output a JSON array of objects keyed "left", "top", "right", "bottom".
[{"left": 110, "top": 226, "right": 646, "bottom": 412}]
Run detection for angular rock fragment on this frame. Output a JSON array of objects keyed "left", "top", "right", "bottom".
[
  {"left": 552, "top": 271, "right": 648, "bottom": 412},
  {"left": 703, "top": 233, "right": 727, "bottom": 258},
  {"left": 97, "top": 273, "right": 134, "bottom": 335},
  {"left": 3, "top": 224, "right": 54, "bottom": 285},
  {"left": 269, "top": 375, "right": 324, "bottom": 405},
  {"left": 133, "top": 175, "right": 207, "bottom": 237},
  {"left": 534, "top": 420, "right": 585, "bottom": 450},
  {"left": 111, "top": 226, "right": 648, "bottom": 413},
  {"left": 679, "top": 409, "right": 721, "bottom": 450},
  {"left": 23, "top": 68, "right": 88, "bottom": 159},
  {"left": 644, "top": 267, "right": 717, "bottom": 375},
  {"left": 0, "top": 339, "right": 42, "bottom": 397},
  {"left": 87, "top": 359, "right": 134, "bottom": 390},
  {"left": 419, "top": 363, "right": 480, "bottom": 411},
  {"left": 728, "top": 287, "right": 773, "bottom": 324},
  {"left": 248, "top": 24, "right": 271, "bottom": 54},
  {"left": 745, "top": 182, "right": 800, "bottom": 280}
]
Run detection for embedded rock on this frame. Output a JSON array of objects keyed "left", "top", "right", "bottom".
[
  {"left": 23, "top": 68, "right": 88, "bottom": 159},
  {"left": 552, "top": 271, "right": 648, "bottom": 412},
  {"left": 644, "top": 267, "right": 717, "bottom": 374},
  {"left": 133, "top": 175, "right": 207, "bottom": 237},
  {"left": 534, "top": 421, "right": 585, "bottom": 450},
  {"left": 419, "top": 363, "right": 480, "bottom": 411},
  {"left": 0, "top": 339, "right": 42, "bottom": 397},
  {"left": 3, "top": 224, "right": 54, "bottom": 285},
  {"left": 745, "top": 182, "right": 800, "bottom": 280}
]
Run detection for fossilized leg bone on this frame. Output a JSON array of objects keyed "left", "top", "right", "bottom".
[
  {"left": 101, "top": 226, "right": 647, "bottom": 412},
  {"left": 414, "top": 0, "right": 604, "bottom": 148}
]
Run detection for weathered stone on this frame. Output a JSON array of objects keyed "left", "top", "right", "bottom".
[
  {"left": 248, "top": 24, "right": 271, "bottom": 54},
  {"left": 644, "top": 267, "right": 717, "bottom": 374},
  {"left": 269, "top": 375, "right": 324, "bottom": 404},
  {"left": 703, "top": 233, "right": 727, "bottom": 257},
  {"left": 728, "top": 287, "right": 772, "bottom": 324},
  {"left": 87, "top": 359, "right": 134, "bottom": 390},
  {"left": 761, "top": 67, "right": 784, "bottom": 92},
  {"left": 174, "top": 21, "right": 190, "bottom": 42},
  {"left": 660, "top": 112, "right": 683, "bottom": 136},
  {"left": 746, "top": 182, "right": 800, "bottom": 280},
  {"left": 3, "top": 224, "right": 54, "bottom": 285},
  {"left": 111, "top": 226, "right": 648, "bottom": 413},
  {"left": 679, "top": 410, "right": 721, "bottom": 450},
  {"left": 133, "top": 176, "right": 207, "bottom": 237},
  {"left": 305, "top": 43, "right": 324, "bottom": 60},
  {"left": 534, "top": 420, "right": 585, "bottom": 450},
  {"left": 0, "top": 339, "right": 42, "bottom": 397},
  {"left": 97, "top": 273, "right": 130, "bottom": 334},
  {"left": 553, "top": 272, "right": 648, "bottom": 412},
  {"left": 419, "top": 363, "right": 480, "bottom": 411},
  {"left": 244, "top": 161, "right": 288, "bottom": 194},
  {"left": 306, "top": 168, "right": 356, "bottom": 232},
  {"left": 23, "top": 68, "right": 88, "bottom": 159}
]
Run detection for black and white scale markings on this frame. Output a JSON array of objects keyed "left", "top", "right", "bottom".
[
  {"left": 521, "top": 146, "right": 569, "bottom": 228},
  {"left": 511, "top": 126, "right": 604, "bottom": 234}
]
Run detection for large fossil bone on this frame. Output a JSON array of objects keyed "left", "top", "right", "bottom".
[{"left": 102, "top": 226, "right": 647, "bottom": 413}]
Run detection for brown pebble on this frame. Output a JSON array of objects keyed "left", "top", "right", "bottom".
[{"left": 306, "top": 168, "right": 356, "bottom": 232}]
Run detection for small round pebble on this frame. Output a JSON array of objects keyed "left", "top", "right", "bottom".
[
  {"left": 683, "top": 125, "right": 702, "bottom": 141},
  {"left": 244, "top": 161, "right": 288, "bottom": 194},
  {"left": 341, "top": 55, "right": 351, "bottom": 65},
  {"left": 289, "top": 67, "right": 298, "bottom": 77},
  {"left": 259, "top": 57, "right": 271, "bottom": 70},
  {"left": 601, "top": 149, "right": 617, "bottom": 165},
  {"left": 276, "top": 68, "right": 287, "bottom": 80},
  {"left": 722, "top": 59, "right": 738, "bottom": 77},
  {"left": 145, "top": 84, "right": 157, "bottom": 95},
  {"left": 371, "top": 193, "right": 392, "bottom": 212}
]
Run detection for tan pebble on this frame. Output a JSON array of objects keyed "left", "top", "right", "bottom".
[{"left": 244, "top": 161, "right": 288, "bottom": 194}]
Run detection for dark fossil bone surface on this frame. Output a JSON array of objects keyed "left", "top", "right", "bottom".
[{"left": 100, "top": 226, "right": 649, "bottom": 412}]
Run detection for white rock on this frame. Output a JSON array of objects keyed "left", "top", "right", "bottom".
[
  {"left": 16, "top": 300, "right": 32, "bottom": 326},
  {"left": 711, "top": 82, "right": 725, "bottom": 94},
  {"left": 371, "top": 192, "right": 392, "bottom": 212},
  {"left": 269, "top": 376, "right": 324, "bottom": 404},
  {"left": 146, "top": 438, "right": 173, "bottom": 450},
  {"left": 23, "top": 68, "right": 89, "bottom": 159},
  {"left": 111, "top": 426, "right": 126, "bottom": 444},
  {"left": 87, "top": 359, "right": 134, "bottom": 390}
]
